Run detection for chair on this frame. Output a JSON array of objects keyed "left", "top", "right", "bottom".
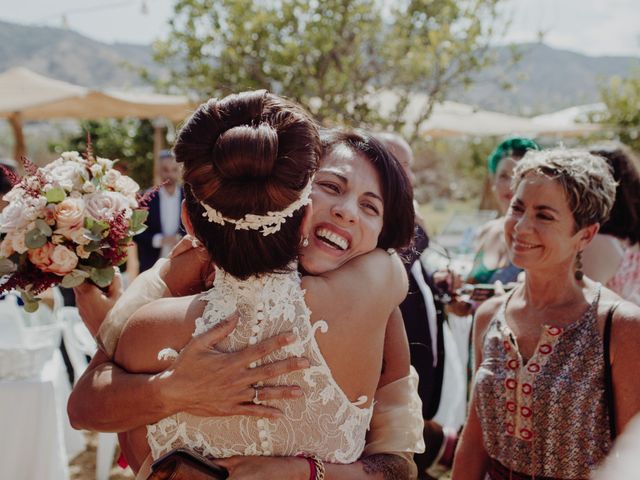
[{"left": 58, "top": 306, "right": 118, "bottom": 480}]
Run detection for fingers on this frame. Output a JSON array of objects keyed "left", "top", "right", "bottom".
[
  {"left": 245, "top": 357, "right": 309, "bottom": 384},
  {"left": 236, "top": 332, "right": 298, "bottom": 364},
  {"left": 253, "top": 385, "right": 304, "bottom": 402},
  {"left": 193, "top": 313, "right": 240, "bottom": 347},
  {"left": 232, "top": 403, "right": 284, "bottom": 420},
  {"left": 107, "top": 270, "right": 123, "bottom": 298}
]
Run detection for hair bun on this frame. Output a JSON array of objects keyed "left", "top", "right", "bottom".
[{"left": 212, "top": 121, "right": 279, "bottom": 181}]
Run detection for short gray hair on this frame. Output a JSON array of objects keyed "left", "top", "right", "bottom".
[{"left": 512, "top": 148, "right": 617, "bottom": 231}]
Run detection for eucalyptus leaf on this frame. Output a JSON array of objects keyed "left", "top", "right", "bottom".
[
  {"left": 83, "top": 231, "right": 103, "bottom": 242},
  {"left": 25, "top": 229, "right": 47, "bottom": 249},
  {"left": 24, "top": 300, "right": 40, "bottom": 313},
  {"left": 83, "top": 241, "right": 102, "bottom": 252},
  {"left": 130, "top": 209, "right": 149, "bottom": 231},
  {"left": 91, "top": 220, "right": 110, "bottom": 234},
  {"left": 90, "top": 266, "right": 115, "bottom": 288},
  {"left": 35, "top": 219, "right": 53, "bottom": 237},
  {"left": 0, "top": 258, "right": 16, "bottom": 275},
  {"left": 45, "top": 187, "right": 66, "bottom": 203},
  {"left": 61, "top": 269, "right": 90, "bottom": 288}
]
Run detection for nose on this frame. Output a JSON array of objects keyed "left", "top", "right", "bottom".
[
  {"left": 331, "top": 198, "right": 358, "bottom": 224},
  {"left": 513, "top": 212, "right": 532, "bottom": 233}
]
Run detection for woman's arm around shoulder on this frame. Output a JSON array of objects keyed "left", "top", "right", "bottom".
[{"left": 610, "top": 299, "right": 640, "bottom": 434}]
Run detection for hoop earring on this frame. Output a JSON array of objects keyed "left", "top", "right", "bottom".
[{"left": 575, "top": 251, "right": 584, "bottom": 281}]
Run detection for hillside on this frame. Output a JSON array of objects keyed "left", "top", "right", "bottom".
[
  {"left": 0, "top": 21, "right": 638, "bottom": 113},
  {"left": 449, "top": 43, "right": 640, "bottom": 114},
  {"left": 0, "top": 20, "right": 159, "bottom": 88}
]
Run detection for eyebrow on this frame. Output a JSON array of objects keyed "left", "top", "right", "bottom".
[
  {"left": 318, "top": 169, "right": 384, "bottom": 203},
  {"left": 513, "top": 198, "right": 560, "bottom": 214}
]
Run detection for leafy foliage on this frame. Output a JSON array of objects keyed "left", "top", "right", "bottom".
[
  {"left": 147, "top": 0, "right": 506, "bottom": 140},
  {"left": 597, "top": 70, "right": 640, "bottom": 152}
]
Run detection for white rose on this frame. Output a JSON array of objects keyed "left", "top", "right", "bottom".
[
  {"left": 46, "top": 245, "right": 78, "bottom": 275},
  {"left": 44, "top": 160, "right": 88, "bottom": 191},
  {"left": 85, "top": 191, "right": 131, "bottom": 221},
  {"left": 60, "top": 151, "right": 82, "bottom": 162},
  {"left": 3, "top": 187, "right": 25, "bottom": 203},
  {"left": 114, "top": 175, "right": 140, "bottom": 199},
  {"left": 9, "top": 231, "right": 28, "bottom": 254},
  {"left": 97, "top": 157, "right": 114, "bottom": 169},
  {"left": 82, "top": 181, "right": 96, "bottom": 193},
  {"left": 0, "top": 201, "right": 31, "bottom": 233},
  {"left": 90, "top": 164, "right": 103, "bottom": 177},
  {"left": 102, "top": 168, "right": 121, "bottom": 188}
]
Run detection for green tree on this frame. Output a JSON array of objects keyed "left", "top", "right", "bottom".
[
  {"left": 148, "top": 0, "right": 507, "bottom": 140},
  {"left": 598, "top": 71, "right": 640, "bottom": 152},
  {"left": 50, "top": 119, "right": 156, "bottom": 189}
]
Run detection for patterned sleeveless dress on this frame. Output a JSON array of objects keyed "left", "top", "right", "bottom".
[
  {"left": 147, "top": 266, "right": 373, "bottom": 464},
  {"left": 475, "top": 285, "right": 613, "bottom": 479}
]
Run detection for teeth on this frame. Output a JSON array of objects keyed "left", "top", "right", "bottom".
[
  {"left": 316, "top": 228, "right": 349, "bottom": 250},
  {"left": 514, "top": 239, "right": 537, "bottom": 249}
]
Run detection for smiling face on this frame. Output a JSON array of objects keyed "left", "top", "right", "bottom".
[
  {"left": 299, "top": 144, "right": 384, "bottom": 275},
  {"left": 504, "top": 173, "right": 596, "bottom": 274}
]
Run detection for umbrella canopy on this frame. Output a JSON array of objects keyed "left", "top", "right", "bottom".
[{"left": 0, "top": 67, "right": 196, "bottom": 161}]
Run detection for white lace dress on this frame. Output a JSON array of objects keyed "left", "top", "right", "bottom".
[{"left": 147, "top": 266, "right": 374, "bottom": 464}]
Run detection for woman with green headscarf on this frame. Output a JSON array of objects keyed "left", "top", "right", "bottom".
[{"left": 467, "top": 137, "right": 540, "bottom": 286}]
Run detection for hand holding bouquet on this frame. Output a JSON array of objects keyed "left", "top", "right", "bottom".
[{"left": 0, "top": 149, "right": 149, "bottom": 311}]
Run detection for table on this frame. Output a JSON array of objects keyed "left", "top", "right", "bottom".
[{"left": 0, "top": 350, "right": 86, "bottom": 479}]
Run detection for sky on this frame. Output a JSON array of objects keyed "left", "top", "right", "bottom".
[{"left": 1, "top": 0, "right": 639, "bottom": 57}]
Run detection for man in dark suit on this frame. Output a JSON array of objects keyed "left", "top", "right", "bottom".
[{"left": 134, "top": 150, "right": 184, "bottom": 272}]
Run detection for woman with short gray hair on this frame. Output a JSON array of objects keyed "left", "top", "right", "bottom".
[{"left": 452, "top": 148, "right": 640, "bottom": 479}]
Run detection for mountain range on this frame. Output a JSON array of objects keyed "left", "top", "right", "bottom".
[{"left": 1, "top": 20, "right": 639, "bottom": 115}]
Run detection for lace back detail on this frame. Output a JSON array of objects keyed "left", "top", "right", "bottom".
[{"left": 148, "top": 266, "right": 373, "bottom": 464}]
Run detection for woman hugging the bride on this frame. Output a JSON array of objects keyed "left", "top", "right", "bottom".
[{"left": 111, "top": 90, "right": 415, "bottom": 478}]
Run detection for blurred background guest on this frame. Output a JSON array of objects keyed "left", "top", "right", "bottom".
[
  {"left": 467, "top": 137, "right": 540, "bottom": 286},
  {"left": 584, "top": 143, "right": 640, "bottom": 305},
  {"left": 134, "top": 149, "right": 184, "bottom": 273},
  {"left": 378, "top": 132, "right": 460, "bottom": 478}
]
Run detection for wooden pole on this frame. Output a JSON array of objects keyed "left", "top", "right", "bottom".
[{"left": 8, "top": 112, "right": 26, "bottom": 165}]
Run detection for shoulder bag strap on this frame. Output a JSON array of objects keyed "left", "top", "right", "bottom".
[{"left": 603, "top": 302, "right": 620, "bottom": 441}]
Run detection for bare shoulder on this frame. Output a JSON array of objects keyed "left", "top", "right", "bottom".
[
  {"left": 474, "top": 295, "right": 503, "bottom": 336},
  {"left": 475, "top": 218, "right": 503, "bottom": 246},
  {"left": 115, "top": 295, "right": 202, "bottom": 373},
  {"left": 302, "top": 248, "right": 407, "bottom": 307}
]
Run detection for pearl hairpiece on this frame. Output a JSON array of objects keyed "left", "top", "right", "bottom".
[{"left": 200, "top": 179, "right": 313, "bottom": 236}]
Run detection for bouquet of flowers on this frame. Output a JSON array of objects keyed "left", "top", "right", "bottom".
[{"left": 0, "top": 148, "right": 149, "bottom": 311}]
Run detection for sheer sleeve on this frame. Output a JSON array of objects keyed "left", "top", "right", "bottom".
[
  {"left": 364, "top": 366, "right": 425, "bottom": 455},
  {"left": 96, "top": 258, "right": 170, "bottom": 357}
]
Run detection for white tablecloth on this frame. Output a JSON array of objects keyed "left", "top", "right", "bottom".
[{"left": 0, "top": 350, "right": 85, "bottom": 479}]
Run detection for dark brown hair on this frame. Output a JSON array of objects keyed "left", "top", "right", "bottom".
[
  {"left": 176, "top": 90, "right": 320, "bottom": 279},
  {"left": 320, "top": 128, "right": 415, "bottom": 250},
  {"left": 590, "top": 143, "right": 640, "bottom": 245}
]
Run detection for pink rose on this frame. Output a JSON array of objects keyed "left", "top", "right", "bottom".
[
  {"left": 28, "top": 242, "right": 55, "bottom": 271},
  {"left": 55, "top": 198, "right": 85, "bottom": 238},
  {"left": 45, "top": 245, "right": 78, "bottom": 275}
]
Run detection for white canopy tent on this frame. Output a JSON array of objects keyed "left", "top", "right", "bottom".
[
  {"left": 0, "top": 67, "right": 197, "bottom": 173},
  {"left": 367, "top": 90, "right": 602, "bottom": 138}
]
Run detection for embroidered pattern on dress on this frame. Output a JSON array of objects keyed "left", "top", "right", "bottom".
[
  {"left": 475, "top": 285, "right": 613, "bottom": 478},
  {"left": 147, "top": 266, "right": 373, "bottom": 464}
]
